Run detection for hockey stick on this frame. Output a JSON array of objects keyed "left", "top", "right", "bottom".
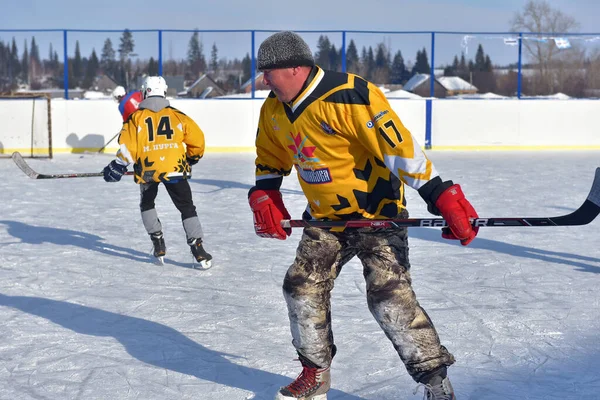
[
  {"left": 12, "top": 151, "right": 134, "bottom": 179},
  {"left": 281, "top": 168, "right": 600, "bottom": 229},
  {"left": 96, "top": 132, "right": 120, "bottom": 154}
]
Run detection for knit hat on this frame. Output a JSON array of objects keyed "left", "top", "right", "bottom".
[{"left": 257, "top": 31, "right": 315, "bottom": 71}]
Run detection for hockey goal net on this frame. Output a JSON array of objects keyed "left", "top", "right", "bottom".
[{"left": 0, "top": 93, "right": 52, "bottom": 158}]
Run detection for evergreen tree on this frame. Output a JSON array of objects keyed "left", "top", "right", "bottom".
[
  {"left": 375, "top": 43, "right": 388, "bottom": 68},
  {"left": 241, "top": 53, "right": 251, "bottom": 85},
  {"left": 21, "top": 39, "right": 29, "bottom": 83},
  {"left": 360, "top": 46, "right": 368, "bottom": 77},
  {"left": 118, "top": 30, "right": 135, "bottom": 88},
  {"left": 373, "top": 43, "right": 390, "bottom": 83},
  {"left": 315, "top": 35, "right": 331, "bottom": 69},
  {"left": 187, "top": 31, "right": 206, "bottom": 78},
  {"left": 454, "top": 53, "right": 468, "bottom": 80},
  {"left": 366, "top": 46, "right": 375, "bottom": 80},
  {"left": 474, "top": 44, "right": 486, "bottom": 71},
  {"left": 118, "top": 29, "right": 135, "bottom": 60},
  {"left": 210, "top": 43, "right": 218, "bottom": 74},
  {"left": 484, "top": 55, "right": 492, "bottom": 72},
  {"left": 100, "top": 38, "right": 116, "bottom": 77},
  {"left": 83, "top": 49, "right": 99, "bottom": 89},
  {"left": 29, "top": 36, "right": 40, "bottom": 79},
  {"left": 147, "top": 57, "right": 159, "bottom": 75},
  {"left": 11, "top": 38, "right": 20, "bottom": 82},
  {"left": 414, "top": 47, "right": 430, "bottom": 75},
  {"left": 73, "top": 40, "right": 82, "bottom": 86},
  {"left": 328, "top": 44, "right": 339, "bottom": 72},
  {"left": 390, "top": 50, "right": 407, "bottom": 84},
  {"left": 67, "top": 59, "right": 76, "bottom": 89},
  {"left": 345, "top": 39, "right": 359, "bottom": 74}
]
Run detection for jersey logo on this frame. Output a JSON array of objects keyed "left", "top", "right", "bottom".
[
  {"left": 320, "top": 121, "right": 336, "bottom": 135},
  {"left": 287, "top": 132, "right": 318, "bottom": 163},
  {"left": 296, "top": 166, "right": 333, "bottom": 184},
  {"left": 366, "top": 109, "right": 390, "bottom": 128},
  {"left": 272, "top": 116, "right": 280, "bottom": 131}
]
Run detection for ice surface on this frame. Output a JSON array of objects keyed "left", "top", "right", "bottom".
[{"left": 1, "top": 151, "right": 599, "bottom": 400}]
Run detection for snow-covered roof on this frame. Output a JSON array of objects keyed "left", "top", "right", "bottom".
[
  {"left": 385, "top": 89, "right": 422, "bottom": 99},
  {"left": 447, "top": 92, "right": 507, "bottom": 99},
  {"left": 402, "top": 73, "right": 430, "bottom": 92},
  {"left": 402, "top": 73, "right": 478, "bottom": 93},
  {"left": 437, "top": 76, "right": 477, "bottom": 91}
]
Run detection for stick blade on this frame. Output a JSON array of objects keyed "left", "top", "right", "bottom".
[
  {"left": 11, "top": 152, "right": 40, "bottom": 179},
  {"left": 586, "top": 167, "right": 600, "bottom": 207}
]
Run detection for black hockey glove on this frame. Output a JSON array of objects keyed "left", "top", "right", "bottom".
[
  {"left": 103, "top": 160, "right": 127, "bottom": 182},
  {"left": 187, "top": 156, "right": 200, "bottom": 166}
]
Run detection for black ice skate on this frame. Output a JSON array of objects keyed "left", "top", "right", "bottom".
[
  {"left": 188, "top": 238, "right": 212, "bottom": 269},
  {"left": 414, "top": 367, "right": 456, "bottom": 400},
  {"left": 150, "top": 231, "right": 166, "bottom": 265}
]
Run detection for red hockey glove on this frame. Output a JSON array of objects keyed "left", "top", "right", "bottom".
[
  {"left": 248, "top": 189, "right": 291, "bottom": 240},
  {"left": 435, "top": 184, "right": 479, "bottom": 246}
]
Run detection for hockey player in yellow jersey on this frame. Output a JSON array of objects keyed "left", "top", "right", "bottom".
[
  {"left": 103, "top": 76, "right": 212, "bottom": 268},
  {"left": 248, "top": 31, "right": 479, "bottom": 400}
]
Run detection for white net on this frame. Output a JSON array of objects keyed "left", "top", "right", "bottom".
[{"left": 0, "top": 94, "right": 52, "bottom": 158}]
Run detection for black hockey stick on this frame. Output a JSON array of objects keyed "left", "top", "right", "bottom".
[
  {"left": 96, "top": 132, "right": 120, "bottom": 154},
  {"left": 12, "top": 151, "right": 134, "bottom": 179},
  {"left": 281, "top": 168, "right": 600, "bottom": 229}
]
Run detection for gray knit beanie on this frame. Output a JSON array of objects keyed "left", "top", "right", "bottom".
[{"left": 257, "top": 31, "right": 315, "bottom": 71}]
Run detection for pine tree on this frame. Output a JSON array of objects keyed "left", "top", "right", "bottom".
[
  {"left": 474, "top": 44, "right": 486, "bottom": 72},
  {"left": 366, "top": 46, "right": 375, "bottom": 80},
  {"left": 210, "top": 43, "right": 218, "bottom": 74},
  {"left": 328, "top": 44, "right": 339, "bottom": 72},
  {"left": 373, "top": 43, "right": 390, "bottom": 83},
  {"left": 345, "top": 39, "right": 359, "bottom": 74},
  {"left": 83, "top": 49, "right": 99, "bottom": 89},
  {"left": 101, "top": 38, "right": 116, "bottom": 78},
  {"left": 484, "top": 55, "right": 493, "bottom": 72},
  {"left": 21, "top": 39, "right": 29, "bottom": 84},
  {"left": 241, "top": 53, "right": 251, "bottom": 85},
  {"left": 315, "top": 35, "right": 331, "bottom": 69},
  {"left": 147, "top": 57, "right": 159, "bottom": 76},
  {"left": 118, "top": 29, "right": 135, "bottom": 61},
  {"left": 73, "top": 40, "right": 82, "bottom": 86},
  {"left": 118, "top": 30, "right": 135, "bottom": 88},
  {"left": 11, "top": 39, "right": 20, "bottom": 82},
  {"left": 390, "top": 50, "right": 407, "bottom": 84},
  {"left": 411, "top": 48, "right": 430, "bottom": 76},
  {"left": 187, "top": 31, "right": 206, "bottom": 78},
  {"left": 29, "top": 37, "right": 40, "bottom": 79}
]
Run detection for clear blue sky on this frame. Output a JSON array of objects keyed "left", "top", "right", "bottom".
[{"left": 1, "top": 0, "right": 599, "bottom": 67}]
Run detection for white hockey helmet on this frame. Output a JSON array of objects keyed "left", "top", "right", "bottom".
[
  {"left": 141, "top": 76, "right": 168, "bottom": 99},
  {"left": 112, "top": 85, "right": 126, "bottom": 101}
]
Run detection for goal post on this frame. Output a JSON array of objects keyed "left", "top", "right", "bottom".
[{"left": 0, "top": 93, "right": 52, "bottom": 158}]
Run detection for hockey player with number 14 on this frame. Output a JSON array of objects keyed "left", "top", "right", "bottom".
[
  {"left": 248, "top": 31, "right": 479, "bottom": 400},
  {"left": 103, "top": 76, "right": 213, "bottom": 268}
]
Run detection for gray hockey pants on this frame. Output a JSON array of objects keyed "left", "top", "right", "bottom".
[{"left": 282, "top": 218, "right": 455, "bottom": 381}]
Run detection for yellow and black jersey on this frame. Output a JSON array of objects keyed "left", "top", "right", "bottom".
[
  {"left": 117, "top": 99, "right": 205, "bottom": 184},
  {"left": 255, "top": 66, "right": 440, "bottom": 221}
]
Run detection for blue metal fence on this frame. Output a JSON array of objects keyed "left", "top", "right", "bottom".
[{"left": 1, "top": 29, "right": 599, "bottom": 100}]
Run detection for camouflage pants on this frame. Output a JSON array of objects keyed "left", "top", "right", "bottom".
[{"left": 282, "top": 214, "right": 455, "bottom": 381}]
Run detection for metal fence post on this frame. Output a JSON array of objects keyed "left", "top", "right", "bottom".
[
  {"left": 517, "top": 32, "right": 523, "bottom": 99},
  {"left": 341, "top": 31, "right": 347, "bottom": 73},
  {"left": 158, "top": 30, "right": 163, "bottom": 76},
  {"left": 63, "top": 30, "right": 68, "bottom": 100},
  {"left": 430, "top": 31, "right": 435, "bottom": 98},
  {"left": 251, "top": 31, "right": 256, "bottom": 99}
]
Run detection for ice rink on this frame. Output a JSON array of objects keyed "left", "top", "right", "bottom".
[{"left": 1, "top": 151, "right": 599, "bottom": 400}]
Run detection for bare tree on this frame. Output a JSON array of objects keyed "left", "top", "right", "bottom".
[{"left": 510, "top": 0, "right": 579, "bottom": 94}]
